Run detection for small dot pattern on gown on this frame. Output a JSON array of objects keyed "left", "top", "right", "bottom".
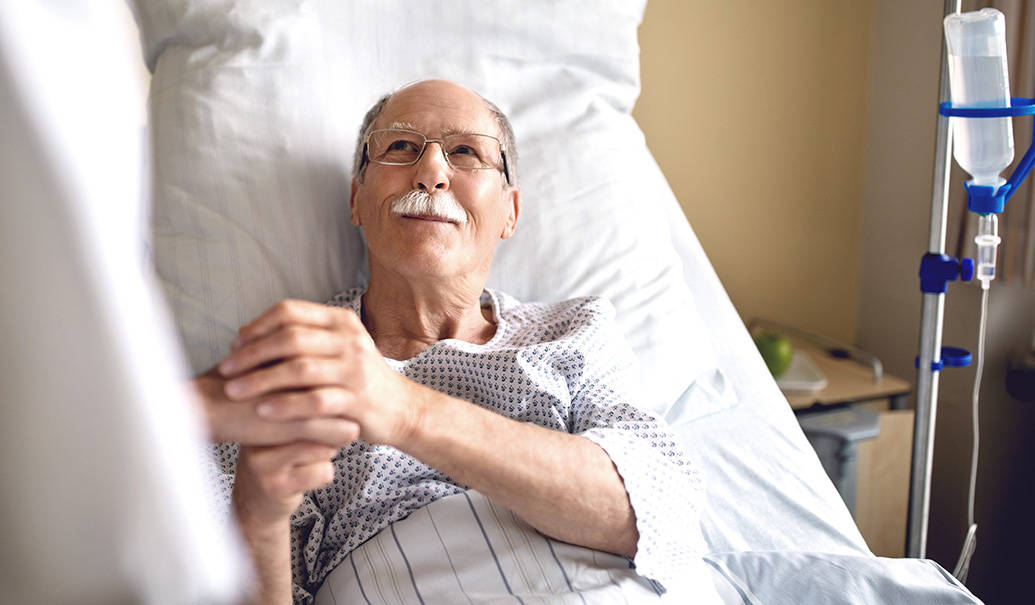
[{"left": 211, "top": 288, "right": 702, "bottom": 603}]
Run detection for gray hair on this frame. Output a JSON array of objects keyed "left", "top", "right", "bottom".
[{"left": 352, "top": 86, "right": 518, "bottom": 187}]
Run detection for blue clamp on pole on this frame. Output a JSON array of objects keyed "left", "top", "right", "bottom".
[
  {"left": 916, "top": 346, "right": 972, "bottom": 372},
  {"left": 939, "top": 97, "right": 1035, "bottom": 215},
  {"left": 919, "top": 253, "right": 974, "bottom": 294}
]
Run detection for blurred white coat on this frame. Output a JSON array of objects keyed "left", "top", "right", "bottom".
[{"left": 0, "top": 2, "right": 247, "bottom": 602}]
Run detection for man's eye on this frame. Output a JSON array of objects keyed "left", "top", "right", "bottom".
[
  {"left": 387, "top": 140, "right": 420, "bottom": 152},
  {"left": 449, "top": 145, "right": 476, "bottom": 155}
]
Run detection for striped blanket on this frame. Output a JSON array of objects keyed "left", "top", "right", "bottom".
[{"left": 314, "top": 490, "right": 719, "bottom": 604}]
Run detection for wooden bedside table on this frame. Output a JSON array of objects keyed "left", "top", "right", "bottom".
[
  {"left": 758, "top": 329, "right": 914, "bottom": 558},
  {"left": 783, "top": 338, "right": 911, "bottom": 411}
]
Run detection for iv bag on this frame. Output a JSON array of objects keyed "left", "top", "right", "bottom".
[{"left": 944, "top": 8, "right": 1014, "bottom": 189}]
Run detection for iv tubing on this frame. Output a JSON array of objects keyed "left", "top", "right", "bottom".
[
  {"left": 969, "top": 288, "right": 985, "bottom": 528},
  {"left": 953, "top": 286, "right": 987, "bottom": 582}
]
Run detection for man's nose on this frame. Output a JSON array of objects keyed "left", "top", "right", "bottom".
[{"left": 413, "top": 141, "right": 451, "bottom": 191}]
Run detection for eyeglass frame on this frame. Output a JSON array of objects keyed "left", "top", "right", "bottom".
[{"left": 359, "top": 128, "right": 512, "bottom": 186}]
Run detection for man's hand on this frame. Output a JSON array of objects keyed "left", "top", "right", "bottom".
[
  {"left": 216, "top": 300, "right": 422, "bottom": 447},
  {"left": 192, "top": 367, "right": 361, "bottom": 448},
  {"left": 233, "top": 443, "right": 338, "bottom": 526}
]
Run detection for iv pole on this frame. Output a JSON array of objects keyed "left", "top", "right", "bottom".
[
  {"left": 910, "top": 3, "right": 1035, "bottom": 562},
  {"left": 907, "top": 0, "right": 961, "bottom": 559}
]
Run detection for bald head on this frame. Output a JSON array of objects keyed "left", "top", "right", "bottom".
[{"left": 353, "top": 80, "right": 517, "bottom": 186}]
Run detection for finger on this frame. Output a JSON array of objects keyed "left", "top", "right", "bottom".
[
  {"left": 246, "top": 442, "right": 339, "bottom": 474},
  {"left": 282, "top": 416, "right": 361, "bottom": 447},
  {"left": 220, "top": 325, "right": 343, "bottom": 378},
  {"left": 273, "top": 461, "right": 336, "bottom": 497},
  {"left": 240, "top": 451, "right": 336, "bottom": 500},
  {"left": 233, "top": 300, "right": 357, "bottom": 350},
  {"left": 228, "top": 415, "right": 360, "bottom": 448},
  {"left": 254, "top": 387, "right": 356, "bottom": 420},
  {"left": 224, "top": 357, "right": 343, "bottom": 400}
]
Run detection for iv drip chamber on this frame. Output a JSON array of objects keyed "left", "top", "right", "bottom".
[{"left": 974, "top": 213, "right": 1001, "bottom": 288}]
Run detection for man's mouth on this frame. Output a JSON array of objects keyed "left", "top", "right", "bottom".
[{"left": 403, "top": 214, "right": 457, "bottom": 224}]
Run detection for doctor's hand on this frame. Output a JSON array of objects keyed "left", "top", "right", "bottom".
[
  {"left": 232, "top": 441, "right": 338, "bottom": 604},
  {"left": 216, "top": 300, "right": 422, "bottom": 447},
  {"left": 192, "top": 367, "right": 361, "bottom": 448}
]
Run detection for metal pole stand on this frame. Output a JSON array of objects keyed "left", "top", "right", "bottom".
[{"left": 907, "top": 6, "right": 1035, "bottom": 557}]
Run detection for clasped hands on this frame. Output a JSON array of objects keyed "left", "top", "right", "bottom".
[{"left": 194, "top": 300, "right": 421, "bottom": 525}]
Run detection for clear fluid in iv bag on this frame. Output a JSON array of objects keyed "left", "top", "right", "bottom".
[{"left": 949, "top": 54, "right": 1014, "bottom": 187}]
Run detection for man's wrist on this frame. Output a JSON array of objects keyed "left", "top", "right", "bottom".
[
  {"left": 391, "top": 387, "right": 488, "bottom": 465},
  {"left": 191, "top": 368, "right": 235, "bottom": 443},
  {"left": 389, "top": 380, "right": 433, "bottom": 449},
  {"left": 238, "top": 513, "right": 288, "bottom": 543},
  {"left": 231, "top": 470, "right": 295, "bottom": 534}
]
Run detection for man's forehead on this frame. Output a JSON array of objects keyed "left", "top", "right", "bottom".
[
  {"left": 375, "top": 84, "right": 496, "bottom": 135},
  {"left": 388, "top": 121, "right": 487, "bottom": 137}
]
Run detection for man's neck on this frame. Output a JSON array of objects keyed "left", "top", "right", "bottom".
[{"left": 361, "top": 272, "right": 496, "bottom": 361}]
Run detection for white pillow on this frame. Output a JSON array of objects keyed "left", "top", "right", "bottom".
[{"left": 136, "top": 0, "right": 717, "bottom": 414}]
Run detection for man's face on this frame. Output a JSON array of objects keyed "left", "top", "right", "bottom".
[{"left": 350, "top": 80, "right": 519, "bottom": 284}]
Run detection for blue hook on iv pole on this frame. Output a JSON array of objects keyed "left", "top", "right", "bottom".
[{"left": 939, "top": 96, "right": 1035, "bottom": 213}]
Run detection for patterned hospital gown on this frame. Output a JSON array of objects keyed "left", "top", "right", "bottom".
[{"left": 212, "top": 288, "right": 702, "bottom": 603}]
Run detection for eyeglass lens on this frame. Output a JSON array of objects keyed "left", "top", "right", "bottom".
[{"left": 367, "top": 129, "right": 501, "bottom": 170}]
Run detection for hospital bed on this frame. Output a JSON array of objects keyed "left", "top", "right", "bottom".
[{"left": 1, "top": 0, "right": 982, "bottom": 602}]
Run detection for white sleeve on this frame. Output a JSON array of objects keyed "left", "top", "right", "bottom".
[
  {"left": 569, "top": 305, "right": 705, "bottom": 589},
  {"left": 579, "top": 421, "right": 704, "bottom": 589}
]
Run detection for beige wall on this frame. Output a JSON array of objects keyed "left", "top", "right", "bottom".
[{"left": 634, "top": 1, "right": 872, "bottom": 343}]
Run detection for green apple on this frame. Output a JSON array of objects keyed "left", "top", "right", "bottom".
[{"left": 754, "top": 331, "right": 793, "bottom": 378}]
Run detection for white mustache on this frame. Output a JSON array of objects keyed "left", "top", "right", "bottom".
[{"left": 390, "top": 189, "right": 468, "bottom": 224}]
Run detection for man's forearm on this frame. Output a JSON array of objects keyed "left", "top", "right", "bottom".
[
  {"left": 399, "top": 387, "right": 639, "bottom": 558},
  {"left": 235, "top": 510, "right": 294, "bottom": 604}
]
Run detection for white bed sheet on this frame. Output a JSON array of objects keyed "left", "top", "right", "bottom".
[{"left": 704, "top": 550, "right": 979, "bottom": 604}]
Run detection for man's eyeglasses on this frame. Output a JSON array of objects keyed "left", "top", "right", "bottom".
[{"left": 361, "top": 128, "right": 511, "bottom": 185}]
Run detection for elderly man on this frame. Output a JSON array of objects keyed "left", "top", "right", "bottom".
[{"left": 197, "top": 80, "right": 699, "bottom": 603}]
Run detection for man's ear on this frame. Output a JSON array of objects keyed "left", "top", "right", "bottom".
[
  {"left": 349, "top": 177, "right": 361, "bottom": 227},
  {"left": 500, "top": 187, "right": 520, "bottom": 239}
]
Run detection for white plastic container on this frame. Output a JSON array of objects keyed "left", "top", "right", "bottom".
[{"left": 944, "top": 8, "right": 1014, "bottom": 189}]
